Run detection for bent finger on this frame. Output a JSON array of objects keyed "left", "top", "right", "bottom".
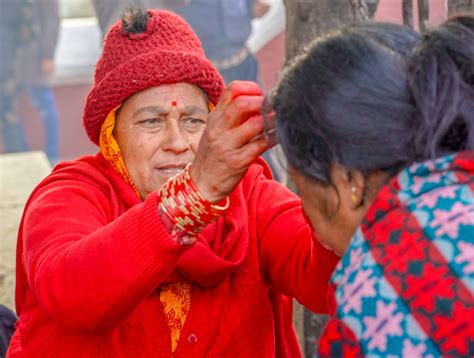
[
  {"left": 220, "top": 95, "right": 264, "bottom": 129},
  {"left": 235, "top": 137, "right": 269, "bottom": 166},
  {"left": 230, "top": 115, "right": 265, "bottom": 148},
  {"left": 214, "top": 81, "right": 263, "bottom": 113}
]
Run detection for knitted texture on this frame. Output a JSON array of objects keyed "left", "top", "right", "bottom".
[{"left": 83, "top": 10, "right": 224, "bottom": 145}]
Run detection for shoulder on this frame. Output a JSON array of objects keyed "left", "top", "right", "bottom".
[
  {"left": 41, "top": 154, "right": 113, "bottom": 189},
  {"left": 26, "top": 154, "right": 121, "bottom": 208}
]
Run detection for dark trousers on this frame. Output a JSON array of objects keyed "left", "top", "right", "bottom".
[
  {"left": 1, "top": 85, "right": 60, "bottom": 164},
  {"left": 20, "top": 85, "right": 60, "bottom": 164},
  {"left": 0, "top": 305, "right": 16, "bottom": 358}
]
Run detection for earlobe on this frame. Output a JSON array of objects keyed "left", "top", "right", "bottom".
[
  {"left": 330, "top": 164, "right": 365, "bottom": 210},
  {"left": 348, "top": 170, "right": 366, "bottom": 209},
  {"left": 351, "top": 186, "right": 358, "bottom": 204},
  {"left": 349, "top": 185, "right": 363, "bottom": 209}
]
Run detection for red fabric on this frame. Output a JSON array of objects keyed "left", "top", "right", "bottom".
[
  {"left": 83, "top": 9, "right": 224, "bottom": 145},
  {"left": 317, "top": 284, "right": 363, "bottom": 357},
  {"left": 317, "top": 319, "right": 363, "bottom": 358},
  {"left": 9, "top": 154, "right": 339, "bottom": 357}
]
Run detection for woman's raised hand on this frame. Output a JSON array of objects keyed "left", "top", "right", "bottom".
[{"left": 190, "top": 81, "right": 269, "bottom": 203}]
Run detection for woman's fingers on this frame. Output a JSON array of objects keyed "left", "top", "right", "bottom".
[
  {"left": 228, "top": 115, "right": 265, "bottom": 148},
  {"left": 189, "top": 81, "right": 267, "bottom": 202},
  {"left": 235, "top": 136, "right": 269, "bottom": 165},
  {"left": 209, "top": 81, "right": 264, "bottom": 130},
  {"left": 213, "top": 95, "right": 264, "bottom": 130},
  {"left": 217, "top": 81, "right": 263, "bottom": 107}
]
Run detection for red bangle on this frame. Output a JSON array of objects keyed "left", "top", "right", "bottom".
[{"left": 158, "top": 163, "right": 229, "bottom": 242}]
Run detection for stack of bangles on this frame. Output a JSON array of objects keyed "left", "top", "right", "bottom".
[{"left": 158, "top": 163, "right": 230, "bottom": 245}]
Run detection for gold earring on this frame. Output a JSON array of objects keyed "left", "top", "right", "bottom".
[{"left": 351, "top": 186, "right": 358, "bottom": 203}]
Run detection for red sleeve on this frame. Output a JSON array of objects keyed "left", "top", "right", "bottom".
[
  {"left": 21, "top": 178, "right": 188, "bottom": 331},
  {"left": 254, "top": 176, "right": 340, "bottom": 313}
]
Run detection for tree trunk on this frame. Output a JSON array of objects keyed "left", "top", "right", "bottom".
[
  {"left": 402, "top": 0, "right": 414, "bottom": 28},
  {"left": 283, "top": 0, "right": 355, "bottom": 61},
  {"left": 282, "top": 2, "right": 374, "bottom": 355},
  {"left": 366, "top": 0, "right": 380, "bottom": 17},
  {"left": 418, "top": 0, "right": 429, "bottom": 32},
  {"left": 403, "top": 0, "right": 429, "bottom": 32},
  {"left": 448, "top": 0, "right": 473, "bottom": 16}
]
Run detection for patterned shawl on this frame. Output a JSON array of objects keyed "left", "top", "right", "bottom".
[{"left": 318, "top": 151, "right": 474, "bottom": 357}]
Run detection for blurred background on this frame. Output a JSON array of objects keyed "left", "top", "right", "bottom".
[
  {"left": 0, "top": 1, "right": 471, "bottom": 357},
  {"left": 0, "top": 0, "right": 454, "bottom": 162}
]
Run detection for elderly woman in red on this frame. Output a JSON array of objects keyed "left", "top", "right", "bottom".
[{"left": 7, "top": 8, "right": 338, "bottom": 357}]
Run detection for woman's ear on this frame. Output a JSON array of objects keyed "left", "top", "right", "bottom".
[{"left": 331, "top": 164, "right": 366, "bottom": 210}]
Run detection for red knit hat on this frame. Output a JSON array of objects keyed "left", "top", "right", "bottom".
[{"left": 83, "top": 9, "right": 224, "bottom": 145}]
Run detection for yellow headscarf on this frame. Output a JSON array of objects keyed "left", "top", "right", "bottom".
[{"left": 99, "top": 105, "right": 140, "bottom": 196}]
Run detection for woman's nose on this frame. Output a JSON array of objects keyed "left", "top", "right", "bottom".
[{"left": 161, "top": 121, "right": 190, "bottom": 153}]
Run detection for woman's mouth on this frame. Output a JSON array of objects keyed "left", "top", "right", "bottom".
[{"left": 157, "top": 164, "right": 187, "bottom": 176}]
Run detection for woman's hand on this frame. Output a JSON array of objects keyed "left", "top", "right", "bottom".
[{"left": 190, "top": 81, "right": 269, "bottom": 203}]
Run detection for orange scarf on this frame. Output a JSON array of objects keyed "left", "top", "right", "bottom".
[
  {"left": 99, "top": 106, "right": 139, "bottom": 195},
  {"left": 99, "top": 107, "right": 192, "bottom": 352}
]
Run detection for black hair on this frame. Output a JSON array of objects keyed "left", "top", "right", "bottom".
[
  {"left": 121, "top": 7, "right": 149, "bottom": 34},
  {"left": 272, "top": 22, "right": 421, "bottom": 184},
  {"left": 272, "top": 18, "right": 473, "bottom": 186},
  {"left": 409, "top": 15, "right": 474, "bottom": 159}
]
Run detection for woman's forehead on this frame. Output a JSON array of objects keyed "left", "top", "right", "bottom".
[{"left": 126, "top": 83, "right": 208, "bottom": 108}]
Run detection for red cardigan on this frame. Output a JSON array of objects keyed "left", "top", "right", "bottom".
[{"left": 8, "top": 154, "right": 338, "bottom": 357}]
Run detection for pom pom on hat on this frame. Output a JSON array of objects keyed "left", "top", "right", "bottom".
[{"left": 83, "top": 9, "right": 224, "bottom": 145}]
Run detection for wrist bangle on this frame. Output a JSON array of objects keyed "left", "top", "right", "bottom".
[{"left": 158, "top": 163, "right": 229, "bottom": 239}]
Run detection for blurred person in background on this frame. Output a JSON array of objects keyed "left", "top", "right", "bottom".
[
  {"left": 8, "top": 9, "right": 339, "bottom": 357},
  {"left": 0, "top": 1, "right": 27, "bottom": 154},
  {"left": 15, "top": 0, "right": 61, "bottom": 165},
  {"left": 93, "top": 0, "right": 270, "bottom": 85},
  {"left": 272, "top": 17, "right": 474, "bottom": 356},
  {"left": 0, "top": 305, "right": 16, "bottom": 358},
  {"left": 176, "top": 0, "right": 270, "bottom": 84}
]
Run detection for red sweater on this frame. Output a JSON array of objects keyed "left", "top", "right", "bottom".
[{"left": 8, "top": 154, "right": 338, "bottom": 357}]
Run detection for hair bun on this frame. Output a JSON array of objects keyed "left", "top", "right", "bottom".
[
  {"left": 409, "top": 14, "right": 474, "bottom": 158},
  {"left": 121, "top": 7, "right": 149, "bottom": 34}
]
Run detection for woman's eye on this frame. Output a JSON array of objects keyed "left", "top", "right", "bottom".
[
  {"left": 138, "top": 118, "right": 164, "bottom": 128},
  {"left": 183, "top": 117, "right": 206, "bottom": 127}
]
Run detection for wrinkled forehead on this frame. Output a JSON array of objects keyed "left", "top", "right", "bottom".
[
  {"left": 128, "top": 83, "right": 209, "bottom": 106},
  {"left": 113, "top": 83, "right": 212, "bottom": 126},
  {"left": 116, "top": 83, "right": 211, "bottom": 118}
]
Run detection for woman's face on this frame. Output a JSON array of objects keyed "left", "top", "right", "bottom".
[
  {"left": 114, "top": 83, "right": 210, "bottom": 198},
  {"left": 290, "top": 166, "right": 369, "bottom": 257}
]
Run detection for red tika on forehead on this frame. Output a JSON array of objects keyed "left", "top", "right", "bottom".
[{"left": 172, "top": 101, "right": 177, "bottom": 107}]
